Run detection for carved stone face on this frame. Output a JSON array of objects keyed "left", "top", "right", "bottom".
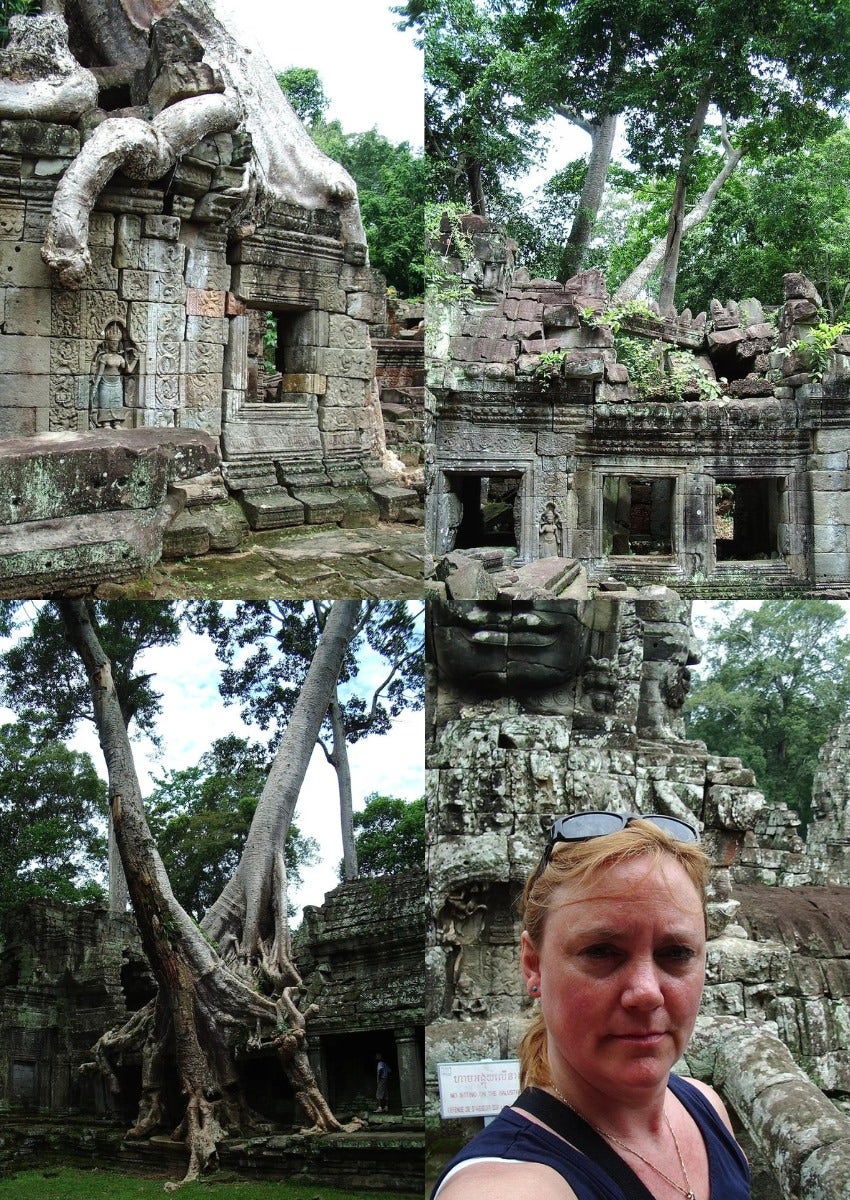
[{"left": 429, "top": 598, "right": 591, "bottom": 692}]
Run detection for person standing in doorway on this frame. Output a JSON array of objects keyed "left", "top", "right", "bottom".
[{"left": 376, "top": 1052, "right": 391, "bottom": 1112}]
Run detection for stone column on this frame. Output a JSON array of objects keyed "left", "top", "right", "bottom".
[
  {"left": 307, "top": 1033, "right": 329, "bottom": 1098},
  {"left": 393, "top": 1026, "right": 424, "bottom": 1115}
]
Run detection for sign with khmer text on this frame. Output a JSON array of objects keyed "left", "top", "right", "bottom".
[{"left": 436, "top": 1059, "right": 521, "bottom": 1118}]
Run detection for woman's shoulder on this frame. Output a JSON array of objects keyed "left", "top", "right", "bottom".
[
  {"left": 672, "top": 1075, "right": 737, "bottom": 1136},
  {"left": 436, "top": 1158, "right": 578, "bottom": 1200}
]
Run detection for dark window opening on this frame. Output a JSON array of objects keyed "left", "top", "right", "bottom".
[
  {"left": 715, "top": 478, "right": 780, "bottom": 560},
  {"left": 247, "top": 306, "right": 314, "bottom": 402},
  {"left": 121, "top": 956, "right": 157, "bottom": 1013},
  {"left": 451, "top": 474, "right": 521, "bottom": 550},
  {"left": 602, "top": 476, "right": 674, "bottom": 555},
  {"left": 10, "top": 1060, "right": 36, "bottom": 1106},
  {"left": 322, "top": 1031, "right": 401, "bottom": 1115}
]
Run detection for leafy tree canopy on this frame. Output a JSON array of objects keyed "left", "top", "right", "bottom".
[
  {"left": 189, "top": 601, "right": 424, "bottom": 750},
  {"left": 0, "top": 720, "right": 107, "bottom": 921},
  {"left": 146, "top": 734, "right": 318, "bottom": 922},
  {"left": 276, "top": 71, "right": 425, "bottom": 296},
  {"left": 0, "top": 601, "right": 181, "bottom": 744},
  {"left": 684, "top": 601, "right": 850, "bottom": 829},
  {"left": 341, "top": 792, "right": 425, "bottom": 878},
  {"left": 276, "top": 67, "right": 329, "bottom": 127}
]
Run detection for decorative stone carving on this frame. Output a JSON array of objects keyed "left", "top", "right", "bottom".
[{"left": 89, "top": 318, "right": 140, "bottom": 429}]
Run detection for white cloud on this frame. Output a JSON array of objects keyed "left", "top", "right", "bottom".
[{"left": 216, "top": 0, "right": 423, "bottom": 147}]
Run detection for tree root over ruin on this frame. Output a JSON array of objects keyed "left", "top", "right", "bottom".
[
  {"left": 42, "top": 92, "right": 241, "bottom": 287},
  {"left": 63, "top": 600, "right": 364, "bottom": 1190}
]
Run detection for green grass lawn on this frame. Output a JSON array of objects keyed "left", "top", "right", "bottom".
[{"left": 0, "top": 1168, "right": 418, "bottom": 1200}]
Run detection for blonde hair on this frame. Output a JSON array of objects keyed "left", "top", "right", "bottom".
[{"left": 518, "top": 819, "right": 711, "bottom": 1089}]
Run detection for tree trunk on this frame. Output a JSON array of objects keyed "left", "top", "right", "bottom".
[
  {"left": 331, "top": 694, "right": 358, "bottom": 881},
  {"left": 466, "top": 158, "right": 487, "bottom": 218},
  {"left": 201, "top": 601, "right": 362, "bottom": 960},
  {"left": 60, "top": 598, "right": 364, "bottom": 1186},
  {"left": 558, "top": 110, "right": 617, "bottom": 281},
  {"left": 657, "top": 84, "right": 713, "bottom": 314},
  {"left": 615, "top": 117, "right": 742, "bottom": 305}
]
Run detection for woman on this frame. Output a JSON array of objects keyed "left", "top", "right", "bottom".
[{"left": 432, "top": 812, "right": 751, "bottom": 1200}]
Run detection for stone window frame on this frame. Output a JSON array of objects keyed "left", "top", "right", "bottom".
[
  {"left": 709, "top": 471, "right": 790, "bottom": 569},
  {"left": 593, "top": 465, "right": 683, "bottom": 563},
  {"left": 431, "top": 462, "right": 533, "bottom": 559}
]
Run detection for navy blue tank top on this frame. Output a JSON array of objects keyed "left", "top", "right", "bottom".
[{"left": 432, "top": 1075, "right": 751, "bottom": 1199}]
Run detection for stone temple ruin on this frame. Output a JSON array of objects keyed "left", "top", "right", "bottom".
[
  {"left": 425, "top": 588, "right": 850, "bottom": 1199},
  {"left": 0, "top": 871, "right": 425, "bottom": 1189},
  {"left": 0, "top": 7, "right": 420, "bottom": 596},
  {"left": 426, "top": 216, "right": 850, "bottom": 594}
]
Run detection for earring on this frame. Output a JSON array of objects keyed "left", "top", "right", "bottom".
[{"left": 531, "top": 985, "right": 539, "bottom": 994}]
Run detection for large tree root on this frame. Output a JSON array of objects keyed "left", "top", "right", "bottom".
[{"left": 42, "top": 91, "right": 241, "bottom": 287}]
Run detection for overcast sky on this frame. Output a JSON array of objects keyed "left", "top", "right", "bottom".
[{"left": 215, "top": 0, "right": 423, "bottom": 147}]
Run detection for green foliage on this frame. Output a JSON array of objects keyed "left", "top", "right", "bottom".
[
  {"left": 0, "top": 0, "right": 37, "bottom": 48},
  {"left": 313, "top": 122, "right": 425, "bottom": 297},
  {"left": 675, "top": 126, "right": 850, "bottom": 318},
  {"left": 685, "top": 601, "right": 850, "bottom": 830},
  {"left": 146, "top": 735, "right": 318, "bottom": 921},
  {"left": 0, "top": 1167, "right": 416, "bottom": 1200},
  {"left": 0, "top": 601, "right": 181, "bottom": 745},
  {"left": 425, "top": 201, "right": 475, "bottom": 301},
  {"left": 781, "top": 318, "right": 850, "bottom": 381},
  {"left": 341, "top": 792, "right": 425, "bottom": 878},
  {"left": 401, "top": 0, "right": 545, "bottom": 213},
  {"left": 0, "top": 721, "right": 107, "bottom": 921},
  {"left": 276, "top": 67, "right": 329, "bottom": 127}
]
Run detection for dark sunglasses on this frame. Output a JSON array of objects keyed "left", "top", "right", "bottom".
[{"left": 531, "top": 810, "right": 700, "bottom": 884}]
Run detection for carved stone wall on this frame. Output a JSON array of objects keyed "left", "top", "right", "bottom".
[
  {"left": 0, "top": 13, "right": 419, "bottom": 593},
  {"left": 426, "top": 593, "right": 850, "bottom": 1199},
  {"left": 296, "top": 871, "right": 426, "bottom": 1118},
  {"left": 427, "top": 220, "right": 850, "bottom": 593}
]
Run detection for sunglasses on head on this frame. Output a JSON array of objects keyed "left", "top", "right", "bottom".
[{"left": 531, "top": 809, "right": 701, "bottom": 884}]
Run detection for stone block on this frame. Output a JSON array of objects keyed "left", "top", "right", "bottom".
[
  {"left": 185, "top": 288, "right": 225, "bottom": 317},
  {"left": 239, "top": 487, "right": 305, "bottom": 530},
  {"left": 346, "top": 290, "right": 382, "bottom": 321},
  {"left": 318, "top": 405, "right": 359, "bottom": 433},
  {"left": 184, "top": 314, "right": 227, "bottom": 344},
  {"left": 0, "top": 119, "right": 80, "bottom": 158},
  {"left": 184, "top": 246, "right": 230, "bottom": 291},
  {"left": 281, "top": 372, "right": 326, "bottom": 395},
  {"left": 279, "top": 308, "right": 329, "bottom": 349},
  {"left": 329, "top": 314, "right": 370, "bottom": 350},
  {"left": 312, "top": 347, "right": 374, "bottom": 379},
  {"left": 0, "top": 240, "right": 51, "bottom": 288},
  {"left": 0, "top": 373, "right": 50, "bottom": 408},
  {"left": 324, "top": 376, "right": 369, "bottom": 408},
  {"left": 708, "top": 327, "right": 746, "bottom": 349},
  {"left": 113, "top": 214, "right": 141, "bottom": 269},
  {"left": 0, "top": 199, "right": 25, "bottom": 238},
  {"left": 0, "top": 333, "right": 49, "bottom": 374},
  {"left": 144, "top": 215, "right": 181, "bottom": 241},
  {"left": 119, "top": 268, "right": 186, "bottom": 304},
  {"left": 139, "top": 238, "right": 184, "bottom": 274},
  {"left": 4, "top": 286, "right": 50, "bottom": 335},
  {"left": 320, "top": 428, "right": 365, "bottom": 453},
  {"left": 179, "top": 341, "right": 224, "bottom": 376},
  {"left": 289, "top": 488, "right": 345, "bottom": 524}
]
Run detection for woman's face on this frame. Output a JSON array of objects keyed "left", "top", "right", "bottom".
[{"left": 521, "top": 855, "right": 706, "bottom": 1105}]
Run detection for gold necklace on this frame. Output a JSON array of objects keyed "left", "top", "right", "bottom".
[{"left": 549, "top": 1083, "right": 696, "bottom": 1200}]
